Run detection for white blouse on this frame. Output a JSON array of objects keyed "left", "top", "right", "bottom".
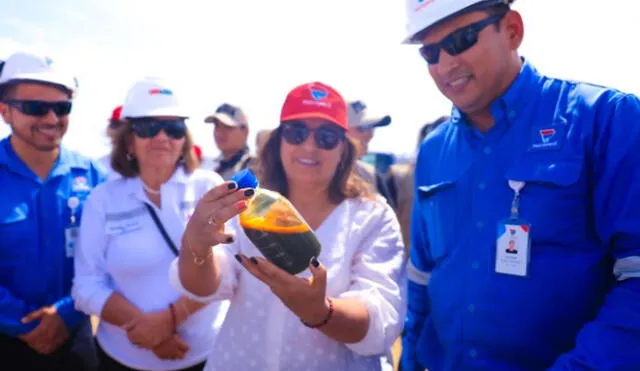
[
  {"left": 170, "top": 195, "right": 407, "bottom": 371},
  {"left": 72, "top": 168, "right": 229, "bottom": 371}
]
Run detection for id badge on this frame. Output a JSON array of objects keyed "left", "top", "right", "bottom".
[
  {"left": 495, "top": 219, "right": 531, "bottom": 277},
  {"left": 65, "top": 227, "right": 79, "bottom": 258}
]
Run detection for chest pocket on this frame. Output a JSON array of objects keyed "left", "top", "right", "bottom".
[
  {"left": 417, "top": 180, "right": 458, "bottom": 261},
  {"left": 0, "top": 203, "right": 30, "bottom": 265},
  {"left": 505, "top": 157, "right": 587, "bottom": 245}
]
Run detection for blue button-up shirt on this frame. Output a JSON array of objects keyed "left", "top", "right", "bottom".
[
  {"left": 0, "top": 137, "right": 106, "bottom": 336},
  {"left": 403, "top": 60, "right": 640, "bottom": 371}
]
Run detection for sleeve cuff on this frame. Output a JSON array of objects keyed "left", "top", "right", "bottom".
[
  {"left": 340, "top": 289, "right": 390, "bottom": 356},
  {"left": 54, "top": 296, "right": 87, "bottom": 330},
  {"left": 168, "top": 248, "right": 237, "bottom": 303}
]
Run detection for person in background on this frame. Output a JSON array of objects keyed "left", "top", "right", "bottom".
[
  {"left": 254, "top": 128, "right": 272, "bottom": 156},
  {"left": 203, "top": 103, "right": 255, "bottom": 180},
  {"left": 72, "top": 78, "right": 228, "bottom": 371},
  {"left": 346, "top": 100, "right": 396, "bottom": 208},
  {"left": 169, "top": 81, "right": 406, "bottom": 370},
  {"left": 401, "top": 0, "right": 640, "bottom": 370},
  {"left": 97, "top": 105, "right": 123, "bottom": 179},
  {"left": 0, "top": 51, "right": 104, "bottom": 370},
  {"left": 389, "top": 116, "right": 448, "bottom": 252}
]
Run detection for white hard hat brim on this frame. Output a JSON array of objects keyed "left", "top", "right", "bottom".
[
  {"left": 403, "top": 0, "right": 516, "bottom": 45},
  {"left": 123, "top": 106, "right": 190, "bottom": 119},
  {"left": 0, "top": 71, "right": 76, "bottom": 93}
]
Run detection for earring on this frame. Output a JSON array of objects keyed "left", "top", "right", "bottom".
[{"left": 126, "top": 153, "right": 134, "bottom": 161}]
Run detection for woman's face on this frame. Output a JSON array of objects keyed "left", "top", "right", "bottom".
[
  {"left": 128, "top": 116, "right": 187, "bottom": 172},
  {"left": 279, "top": 117, "right": 345, "bottom": 190}
]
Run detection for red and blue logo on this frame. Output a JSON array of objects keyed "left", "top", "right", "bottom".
[
  {"left": 309, "top": 87, "right": 328, "bottom": 101},
  {"left": 149, "top": 88, "right": 172, "bottom": 95},
  {"left": 539, "top": 128, "right": 556, "bottom": 144}
]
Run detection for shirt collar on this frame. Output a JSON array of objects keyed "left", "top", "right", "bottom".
[
  {"left": 127, "top": 166, "right": 191, "bottom": 199},
  {"left": 0, "top": 136, "right": 89, "bottom": 179},
  {"left": 450, "top": 58, "right": 542, "bottom": 125}
]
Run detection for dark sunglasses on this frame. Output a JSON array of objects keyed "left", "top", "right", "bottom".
[
  {"left": 130, "top": 119, "right": 187, "bottom": 139},
  {"left": 419, "top": 14, "right": 505, "bottom": 65},
  {"left": 281, "top": 121, "right": 345, "bottom": 150},
  {"left": 3, "top": 100, "right": 72, "bottom": 117}
]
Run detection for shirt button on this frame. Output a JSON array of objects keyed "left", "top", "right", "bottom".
[
  {"left": 468, "top": 304, "right": 476, "bottom": 313},
  {"left": 476, "top": 221, "right": 484, "bottom": 230},
  {"left": 483, "top": 146, "right": 492, "bottom": 155},
  {"left": 478, "top": 182, "right": 486, "bottom": 190},
  {"left": 472, "top": 261, "right": 479, "bottom": 270},
  {"left": 469, "top": 348, "right": 478, "bottom": 358},
  {"left": 508, "top": 110, "right": 516, "bottom": 120}
]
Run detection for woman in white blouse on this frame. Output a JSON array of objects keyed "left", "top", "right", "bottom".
[
  {"left": 72, "top": 78, "right": 229, "bottom": 371},
  {"left": 170, "top": 81, "right": 406, "bottom": 370}
]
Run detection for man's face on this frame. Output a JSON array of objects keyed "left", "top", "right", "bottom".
[
  {"left": 213, "top": 120, "right": 248, "bottom": 154},
  {"left": 0, "top": 83, "right": 71, "bottom": 152},
  {"left": 349, "top": 126, "right": 374, "bottom": 156},
  {"left": 420, "top": 10, "right": 522, "bottom": 115}
]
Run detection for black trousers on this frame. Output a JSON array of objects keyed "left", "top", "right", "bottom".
[
  {"left": 96, "top": 341, "right": 205, "bottom": 371},
  {"left": 0, "top": 318, "right": 98, "bottom": 371}
]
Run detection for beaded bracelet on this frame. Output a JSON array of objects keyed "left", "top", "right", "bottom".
[{"left": 301, "top": 297, "right": 334, "bottom": 329}]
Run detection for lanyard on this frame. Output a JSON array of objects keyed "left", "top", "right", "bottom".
[
  {"left": 67, "top": 196, "right": 80, "bottom": 225},
  {"left": 508, "top": 180, "right": 526, "bottom": 219}
]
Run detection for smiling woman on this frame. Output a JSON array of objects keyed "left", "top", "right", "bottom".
[
  {"left": 72, "top": 77, "right": 229, "bottom": 371},
  {"left": 170, "top": 81, "right": 406, "bottom": 371}
]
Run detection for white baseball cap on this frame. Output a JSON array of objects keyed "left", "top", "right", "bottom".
[
  {"left": 347, "top": 100, "right": 391, "bottom": 130},
  {"left": 204, "top": 103, "right": 249, "bottom": 127},
  {"left": 403, "top": 0, "right": 515, "bottom": 44},
  {"left": 120, "top": 77, "right": 189, "bottom": 119},
  {"left": 0, "top": 51, "right": 78, "bottom": 94}
]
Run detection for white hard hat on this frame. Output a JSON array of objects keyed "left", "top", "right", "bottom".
[
  {"left": 121, "top": 77, "right": 189, "bottom": 119},
  {"left": 403, "top": 0, "right": 515, "bottom": 44},
  {"left": 0, "top": 51, "right": 78, "bottom": 94}
]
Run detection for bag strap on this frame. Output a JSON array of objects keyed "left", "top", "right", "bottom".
[{"left": 144, "top": 203, "right": 179, "bottom": 256}]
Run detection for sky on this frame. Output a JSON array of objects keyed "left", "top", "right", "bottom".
[{"left": 0, "top": 0, "right": 638, "bottom": 160}]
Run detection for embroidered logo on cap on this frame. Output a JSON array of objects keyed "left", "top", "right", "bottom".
[
  {"left": 309, "top": 87, "right": 328, "bottom": 101},
  {"left": 350, "top": 101, "right": 367, "bottom": 114},
  {"left": 149, "top": 89, "right": 172, "bottom": 95}
]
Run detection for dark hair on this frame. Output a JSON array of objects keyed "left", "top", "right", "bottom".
[
  {"left": 418, "top": 116, "right": 449, "bottom": 148},
  {"left": 110, "top": 120, "right": 199, "bottom": 178},
  {"left": 257, "top": 125, "right": 372, "bottom": 204},
  {"left": 0, "top": 81, "right": 72, "bottom": 101},
  {"left": 485, "top": 4, "right": 510, "bottom": 30}
]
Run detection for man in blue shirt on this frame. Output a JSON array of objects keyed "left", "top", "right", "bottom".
[
  {"left": 0, "top": 51, "right": 105, "bottom": 370},
  {"left": 400, "top": 1, "right": 640, "bottom": 370}
]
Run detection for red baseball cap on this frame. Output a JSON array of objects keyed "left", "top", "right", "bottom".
[
  {"left": 279, "top": 82, "right": 347, "bottom": 130},
  {"left": 110, "top": 105, "right": 123, "bottom": 121}
]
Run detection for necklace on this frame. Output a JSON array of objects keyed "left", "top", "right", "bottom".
[{"left": 141, "top": 180, "right": 161, "bottom": 195}]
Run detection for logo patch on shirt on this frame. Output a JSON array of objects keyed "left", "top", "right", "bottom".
[
  {"left": 72, "top": 176, "right": 92, "bottom": 192},
  {"left": 529, "top": 125, "right": 565, "bottom": 151}
]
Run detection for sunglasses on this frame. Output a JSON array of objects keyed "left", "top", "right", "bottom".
[
  {"left": 130, "top": 119, "right": 187, "bottom": 139},
  {"left": 281, "top": 121, "right": 345, "bottom": 150},
  {"left": 3, "top": 100, "right": 72, "bottom": 117},
  {"left": 419, "top": 14, "right": 505, "bottom": 65}
]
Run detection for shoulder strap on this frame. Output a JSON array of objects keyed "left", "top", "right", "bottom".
[{"left": 143, "top": 203, "right": 179, "bottom": 256}]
